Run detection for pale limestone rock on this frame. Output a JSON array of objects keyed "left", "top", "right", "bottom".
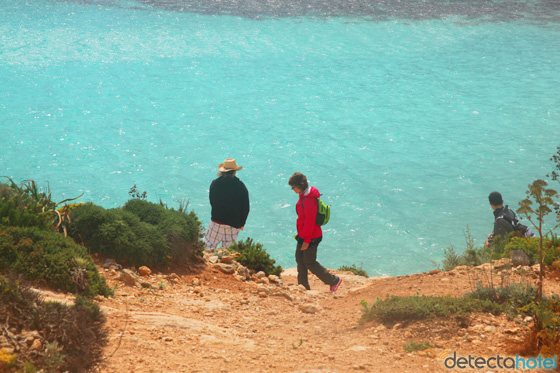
[
  {"left": 255, "top": 271, "right": 266, "bottom": 279},
  {"left": 493, "top": 257, "right": 512, "bottom": 269},
  {"left": 30, "top": 339, "right": 42, "bottom": 351},
  {"left": 236, "top": 266, "right": 250, "bottom": 280},
  {"left": 215, "top": 263, "right": 235, "bottom": 275},
  {"left": 119, "top": 269, "right": 139, "bottom": 286},
  {"left": 298, "top": 304, "right": 320, "bottom": 314},
  {"left": 220, "top": 256, "right": 234, "bottom": 263},
  {"left": 138, "top": 266, "right": 152, "bottom": 276},
  {"left": 347, "top": 346, "right": 368, "bottom": 352},
  {"left": 505, "top": 328, "right": 521, "bottom": 334},
  {"left": 272, "top": 292, "right": 294, "bottom": 302}
]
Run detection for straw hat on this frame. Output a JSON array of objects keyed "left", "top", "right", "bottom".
[{"left": 218, "top": 158, "right": 243, "bottom": 172}]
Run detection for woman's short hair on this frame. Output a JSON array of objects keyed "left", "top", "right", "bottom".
[{"left": 289, "top": 172, "right": 308, "bottom": 190}]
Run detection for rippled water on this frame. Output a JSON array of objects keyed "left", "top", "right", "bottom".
[{"left": 1, "top": 0, "right": 559, "bottom": 276}]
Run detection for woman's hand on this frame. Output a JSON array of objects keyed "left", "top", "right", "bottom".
[{"left": 301, "top": 242, "right": 309, "bottom": 251}]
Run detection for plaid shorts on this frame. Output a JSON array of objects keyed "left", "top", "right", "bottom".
[{"left": 204, "top": 221, "right": 240, "bottom": 251}]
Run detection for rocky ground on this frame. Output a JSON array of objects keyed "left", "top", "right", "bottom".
[{"left": 30, "top": 255, "right": 560, "bottom": 372}]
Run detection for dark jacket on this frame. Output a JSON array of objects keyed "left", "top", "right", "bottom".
[
  {"left": 210, "top": 176, "right": 250, "bottom": 229},
  {"left": 295, "top": 186, "right": 323, "bottom": 243},
  {"left": 493, "top": 205, "right": 516, "bottom": 238}
]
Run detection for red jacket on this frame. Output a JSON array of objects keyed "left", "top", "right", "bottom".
[{"left": 296, "top": 186, "right": 323, "bottom": 243}]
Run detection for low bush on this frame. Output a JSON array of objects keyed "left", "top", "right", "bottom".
[
  {"left": 466, "top": 282, "right": 537, "bottom": 316},
  {"left": 0, "top": 178, "right": 82, "bottom": 235},
  {"left": 338, "top": 264, "right": 368, "bottom": 278},
  {"left": 441, "top": 227, "right": 491, "bottom": 271},
  {"left": 69, "top": 204, "right": 170, "bottom": 266},
  {"left": 0, "top": 276, "right": 107, "bottom": 372},
  {"left": 516, "top": 295, "right": 560, "bottom": 357},
  {"left": 0, "top": 226, "right": 112, "bottom": 297},
  {"left": 69, "top": 200, "right": 203, "bottom": 267},
  {"left": 228, "top": 238, "right": 282, "bottom": 276},
  {"left": 0, "top": 182, "right": 51, "bottom": 230},
  {"left": 123, "top": 199, "right": 204, "bottom": 260},
  {"left": 403, "top": 341, "right": 435, "bottom": 352},
  {"left": 360, "top": 295, "right": 504, "bottom": 324},
  {"left": 501, "top": 237, "right": 560, "bottom": 265}
]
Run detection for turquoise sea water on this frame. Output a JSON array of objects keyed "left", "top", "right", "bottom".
[{"left": 1, "top": 0, "right": 559, "bottom": 276}]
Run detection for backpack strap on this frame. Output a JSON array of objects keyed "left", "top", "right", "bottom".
[
  {"left": 302, "top": 194, "right": 321, "bottom": 207},
  {"left": 496, "top": 213, "right": 519, "bottom": 227}
]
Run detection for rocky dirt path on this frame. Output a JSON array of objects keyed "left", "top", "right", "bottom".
[{"left": 84, "top": 257, "right": 557, "bottom": 373}]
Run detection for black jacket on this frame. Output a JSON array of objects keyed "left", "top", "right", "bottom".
[
  {"left": 209, "top": 176, "right": 250, "bottom": 229},
  {"left": 493, "top": 205, "right": 516, "bottom": 238}
]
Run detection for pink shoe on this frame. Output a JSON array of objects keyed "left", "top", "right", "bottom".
[{"left": 330, "top": 277, "right": 342, "bottom": 292}]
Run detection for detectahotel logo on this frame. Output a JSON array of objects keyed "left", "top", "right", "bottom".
[{"left": 439, "top": 351, "right": 557, "bottom": 370}]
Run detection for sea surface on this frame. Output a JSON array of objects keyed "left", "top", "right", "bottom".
[{"left": 1, "top": 0, "right": 559, "bottom": 276}]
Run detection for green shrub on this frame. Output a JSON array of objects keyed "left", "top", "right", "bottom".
[
  {"left": 360, "top": 295, "right": 504, "bottom": 324},
  {"left": 441, "top": 227, "right": 490, "bottom": 271},
  {"left": 0, "top": 276, "right": 107, "bottom": 372},
  {"left": 403, "top": 341, "right": 435, "bottom": 352},
  {"left": 466, "top": 282, "right": 537, "bottom": 314},
  {"left": 228, "top": 238, "right": 282, "bottom": 276},
  {"left": 517, "top": 295, "right": 560, "bottom": 355},
  {"left": 501, "top": 237, "right": 560, "bottom": 265},
  {"left": 123, "top": 199, "right": 204, "bottom": 260},
  {"left": 0, "top": 227, "right": 112, "bottom": 297},
  {"left": 0, "top": 183, "right": 51, "bottom": 229},
  {"left": 0, "top": 178, "right": 82, "bottom": 234},
  {"left": 69, "top": 204, "right": 170, "bottom": 266},
  {"left": 338, "top": 264, "right": 368, "bottom": 277},
  {"left": 70, "top": 200, "right": 204, "bottom": 267}
]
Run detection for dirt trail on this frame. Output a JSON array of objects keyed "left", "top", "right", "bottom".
[{"left": 72, "top": 258, "right": 558, "bottom": 373}]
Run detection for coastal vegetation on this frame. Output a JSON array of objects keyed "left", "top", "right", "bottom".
[
  {"left": 359, "top": 294, "right": 505, "bottom": 325},
  {"left": 338, "top": 264, "right": 369, "bottom": 277},
  {"left": 227, "top": 238, "right": 283, "bottom": 276},
  {"left": 431, "top": 146, "right": 560, "bottom": 359},
  {"left": 0, "top": 178, "right": 113, "bottom": 371},
  {"left": 0, "top": 178, "right": 111, "bottom": 296},
  {"left": 0, "top": 179, "right": 206, "bottom": 371},
  {"left": 0, "top": 276, "right": 106, "bottom": 372}
]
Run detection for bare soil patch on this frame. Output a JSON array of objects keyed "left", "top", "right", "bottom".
[{"left": 63, "top": 257, "right": 558, "bottom": 373}]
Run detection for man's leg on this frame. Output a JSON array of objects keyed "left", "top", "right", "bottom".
[
  {"left": 220, "top": 225, "right": 240, "bottom": 249},
  {"left": 204, "top": 221, "right": 222, "bottom": 251}
]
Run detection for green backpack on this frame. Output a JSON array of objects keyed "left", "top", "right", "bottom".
[{"left": 302, "top": 196, "right": 331, "bottom": 226}]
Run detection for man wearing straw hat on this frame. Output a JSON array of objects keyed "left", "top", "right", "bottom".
[{"left": 205, "top": 158, "right": 250, "bottom": 251}]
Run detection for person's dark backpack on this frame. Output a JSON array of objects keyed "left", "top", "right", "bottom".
[
  {"left": 496, "top": 214, "right": 535, "bottom": 238},
  {"left": 302, "top": 196, "right": 331, "bottom": 226}
]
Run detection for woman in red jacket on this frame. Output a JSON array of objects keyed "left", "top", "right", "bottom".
[{"left": 289, "top": 172, "right": 342, "bottom": 292}]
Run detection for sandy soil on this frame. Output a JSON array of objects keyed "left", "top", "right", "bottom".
[{"left": 54, "top": 256, "right": 560, "bottom": 373}]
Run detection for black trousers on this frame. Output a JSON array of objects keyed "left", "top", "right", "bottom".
[{"left": 295, "top": 236, "right": 338, "bottom": 290}]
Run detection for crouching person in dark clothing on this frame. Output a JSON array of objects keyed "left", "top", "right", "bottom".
[{"left": 485, "top": 191, "right": 533, "bottom": 247}]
